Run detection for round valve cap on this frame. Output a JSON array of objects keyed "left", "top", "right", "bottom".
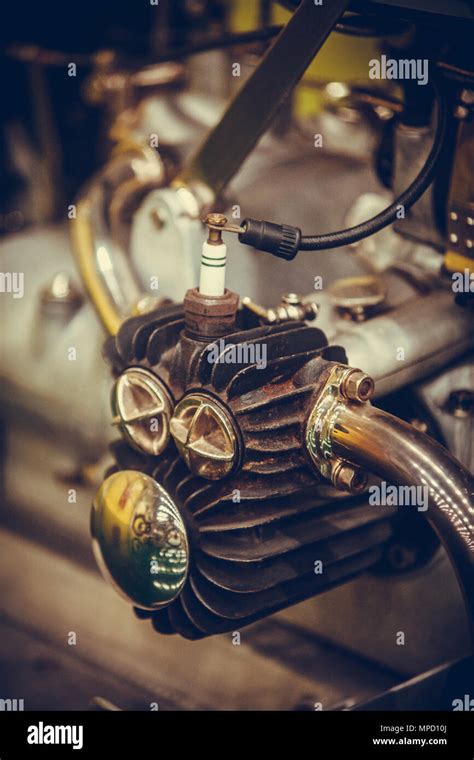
[{"left": 91, "top": 471, "right": 189, "bottom": 610}]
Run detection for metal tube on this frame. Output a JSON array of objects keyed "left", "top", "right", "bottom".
[
  {"left": 329, "top": 402, "right": 474, "bottom": 641},
  {"left": 71, "top": 146, "right": 167, "bottom": 335}
]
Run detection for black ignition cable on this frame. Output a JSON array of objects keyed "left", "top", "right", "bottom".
[{"left": 236, "top": 81, "right": 448, "bottom": 260}]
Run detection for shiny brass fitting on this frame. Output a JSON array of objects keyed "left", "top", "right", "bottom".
[
  {"left": 305, "top": 363, "right": 374, "bottom": 493},
  {"left": 204, "top": 213, "right": 227, "bottom": 245}
]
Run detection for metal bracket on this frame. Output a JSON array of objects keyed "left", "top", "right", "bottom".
[
  {"left": 175, "top": 0, "right": 352, "bottom": 199},
  {"left": 305, "top": 364, "right": 374, "bottom": 492}
]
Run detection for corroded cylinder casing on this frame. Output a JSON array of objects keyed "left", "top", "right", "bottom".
[
  {"left": 183, "top": 287, "right": 239, "bottom": 340},
  {"left": 93, "top": 302, "right": 397, "bottom": 639}
]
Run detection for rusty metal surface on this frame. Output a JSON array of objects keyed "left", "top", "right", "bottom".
[{"left": 183, "top": 287, "right": 240, "bottom": 339}]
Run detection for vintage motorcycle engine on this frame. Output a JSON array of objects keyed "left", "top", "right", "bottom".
[
  {"left": 1, "top": 0, "right": 474, "bottom": 714},
  {"left": 93, "top": 293, "right": 398, "bottom": 638}
]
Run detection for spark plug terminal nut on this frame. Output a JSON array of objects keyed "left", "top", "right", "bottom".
[{"left": 205, "top": 212, "right": 227, "bottom": 244}]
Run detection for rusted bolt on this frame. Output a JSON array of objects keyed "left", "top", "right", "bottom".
[
  {"left": 341, "top": 370, "right": 375, "bottom": 402},
  {"left": 331, "top": 459, "right": 368, "bottom": 493}
]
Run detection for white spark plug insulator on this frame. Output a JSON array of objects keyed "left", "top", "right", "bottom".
[{"left": 199, "top": 239, "right": 227, "bottom": 297}]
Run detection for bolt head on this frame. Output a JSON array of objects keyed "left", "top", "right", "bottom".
[
  {"left": 341, "top": 370, "right": 375, "bottom": 402},
  {"left": 204, "top": 213, "right": 227, "bottom": 227},
  {"left": 331, "top": 460, "right": 368, "bottom": 493},
  {"left": 460, "top": 88, "right": 474, "bottom": 106}
]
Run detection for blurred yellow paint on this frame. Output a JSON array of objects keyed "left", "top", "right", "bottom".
[
  {"left": 229, "top": 0, "right": 261, "bottom": 30},
  {"left": 229, "top": 0, "right": 381, "bottom": 116}
]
